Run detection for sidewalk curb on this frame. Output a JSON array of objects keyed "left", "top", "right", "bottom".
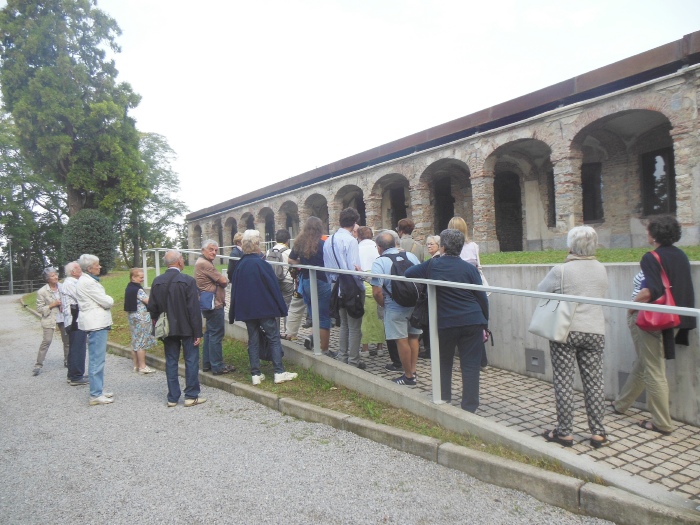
[{"left": 100, "top": 336, "right": 699, "bottom": 525}]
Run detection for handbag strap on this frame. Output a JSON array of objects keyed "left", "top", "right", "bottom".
[
  {"left": 649, "top": 251, "right": 672, "bottom": 291},
  {"left": 159, "top": 270, "right": 179, "bottom": 315}
]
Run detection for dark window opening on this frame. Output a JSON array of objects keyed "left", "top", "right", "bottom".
[
  {"left": 546, "top": 170, "right": 556, "bottom": 228},
  {"left": 264, "top": 214, "right": 275, "bottom": 243},
  {"left": 245, "top": 215, "right": 255, "bottom": 230},
  {"left": 389, "top": 186, "right": 407, "bottom": 228},
  {"left": 641, "top": 148, "right": 676, "bottom": 216},
  {"left": 582, "top": 163, "right": 604, "bottom": 222},
  {"left": 434, "top": 177, "right": 455, "bottom": 232},
  {"left": 495, "top": 172, "right": 523, "bottom": 252}
]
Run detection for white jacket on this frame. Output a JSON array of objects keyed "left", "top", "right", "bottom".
[{"left": 76, "top": 274, "right": 113, "bottom": 331}]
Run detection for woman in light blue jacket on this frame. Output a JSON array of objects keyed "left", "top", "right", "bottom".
[{"left": 76, "top": 254, "right": 114, "bottom": 406}]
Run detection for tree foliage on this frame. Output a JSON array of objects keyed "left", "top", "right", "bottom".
[
  {"left": 62, "top": 208, "right": 115, "bottom": 274},
  {"left": 0, "top": 0, "right": 148, "bottom": 216},
  {"left": 0, "top": 114, "right": 66, "bottom": 281},
  {"left": 114, "top": 132, "right": 188, "bottom": 267}
]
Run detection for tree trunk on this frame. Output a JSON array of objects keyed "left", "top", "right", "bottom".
[
  {"left": 66, "top": 186, "right": 84, "bottom": 217},
  {"left": 130, "top": 211, "right": 140, "bottom": 268}
]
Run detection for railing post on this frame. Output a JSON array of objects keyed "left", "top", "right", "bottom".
[
  {"left": 154, "top": 249, "right": 161, "bottom": 276},
  {"left": 142, "top": 251, "right": 149, "bottom": 288},
  {"left": 309, "top": 269, "right": 322, "bottom": 356},
  {"left": 427, "top": 283, "right": 444, "bottom": 405}
]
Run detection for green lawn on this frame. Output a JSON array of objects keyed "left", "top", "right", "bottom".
[{"left": 480, "top": 245, "right": 700, "bottom": 265}]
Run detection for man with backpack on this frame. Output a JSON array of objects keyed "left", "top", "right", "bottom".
[
  {"left": 267, "top": 229, "right": 294, "bottom": 334},
  {"left": 371, "top": 231, "right": 423, "bottom": 385}
]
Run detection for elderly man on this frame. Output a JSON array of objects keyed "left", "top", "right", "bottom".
[
  {"left": 62, "top": 261, "right": 88, "bottom": 386},
  {"left": 195, "top": 239, "right": 235, "bottom": 375},
  {"left": 371, "top": 231, "right": 422, "bottom": 385},
  {"left": 323, "top": 207, "right": 366, "bottom": 369},
  {"left": 149, "top": 250, "right": 205, "bottom": 407}
]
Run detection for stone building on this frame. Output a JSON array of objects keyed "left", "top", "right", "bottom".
[{"left": 187, "top": 31, "right": 700, "bottom": 257}]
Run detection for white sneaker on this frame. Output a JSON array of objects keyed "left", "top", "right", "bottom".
[
  {"left": 139, "top": 366, "right": 156, "bottom": 374},
  {"left": 103, "top": 392, "right": 114, "bottom": 398},
  {"left": 252, "top": 374, "right": 265, "bottom": 386},
  {"left": 274, "top": 372, "right": 298, "bottom": 384},
  {"left": 360, "top": 350, "right": 370, "bottom": 359},
  {"left": 89, "top": 395, "right": 114, "bottom": 405},
  {"left": 133, "top": 367, "right": 138, "bottom": 373}
]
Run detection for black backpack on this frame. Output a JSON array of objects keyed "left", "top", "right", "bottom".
[{"left": 380, "top": 251, "right": 424, "bottom": 307}]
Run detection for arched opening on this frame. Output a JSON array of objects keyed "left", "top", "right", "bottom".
[
  {"left": 279, "top": 201, "right": 300, "bottom": 239},
  {"left": 495, "top": 172, "right": 523, "bottom": 251},
  {"left": 304, "top": 194, "right": 329, "bottom": 234},
  {"left": 224, "top": 217, "right": 237, "bottom": 245},
  {"left": 258, "top": 208, "right": 275, "bottom": 243},
  {"left": 240, "top": 213, "right": 255, "bottom": 231},
  {"left": 212, "top": 219, "right": 223, "bottom": 256},
  {"left": 192, "top": 225, "right": 203, "bottom": 250},
  {"left": 335, "top": 185, "right": 366, "bottom": 225},
  {"left": 420, "top": 159, "right": 472, "bottom": 234},
  {"left": 372, "top": 174, "right": 410, "bottom": 230}
]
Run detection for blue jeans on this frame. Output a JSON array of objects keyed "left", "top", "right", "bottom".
[
  {"left": 246, "top": 318, "right": 285, "bottom": 376},
  {"left": 163, "top": 336, "right": 201, "bottom": 403},
  {"left": 202, "top": 308, "right": 225, "bottom": 372},
  {"left": 67, "top": 328, "right": 87, "bottom": 381},
  {"left": 438, "top": 324, "right": 485, "bottom": 413},
  {"left": 301, "top": 278, "right": 332, "bottom": 330},
  {"left": 87, "top": 329, "right": 108, "bottom": 398}
]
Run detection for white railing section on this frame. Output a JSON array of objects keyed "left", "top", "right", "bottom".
[{"left": 142, "top": 248, "right": 700, "bottom": 405}]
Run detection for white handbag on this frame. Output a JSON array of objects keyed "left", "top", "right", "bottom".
[{"left": 528, "top": 264, "right": 577, "bottom": 343}]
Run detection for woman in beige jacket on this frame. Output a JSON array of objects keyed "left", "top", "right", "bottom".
[{"left": 33, "top": 268, "right": 69, "bottom": 375}]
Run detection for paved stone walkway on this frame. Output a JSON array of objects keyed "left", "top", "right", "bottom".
[{"left": 289, "top": 323, "right": 700, "bottom": 503}]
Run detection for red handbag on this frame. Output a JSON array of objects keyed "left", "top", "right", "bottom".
[{"left": 636, "top": 251, "right": 681, "bottom": 332}]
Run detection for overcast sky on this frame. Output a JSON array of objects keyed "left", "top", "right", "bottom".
[{"left": 93, "top": 0, "right": 700, "bottom": 215}]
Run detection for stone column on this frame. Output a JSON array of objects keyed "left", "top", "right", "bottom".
[
  {"left": 187, "top": 224, "right": 197, "bottom": 265},
  {"left": 274, "top": 211, "right": 287, "bottom": 236},
  {"left": 327, "top": 200, "right": 341, "bottom": 233},
  {"left": 364, "top": 194, "right": 382, "bottom": 234},
  {"left": 671, "top": 128, "right": 700, "bottom": 245},
  {"left": 409, "top": 182, "right": 431, "bottom": 241},
  {"left": 298, "top": 206, "right": 310, "bottom": 229},
  {"left": 551, "top": 152, "right": 583, "bottom": 242},
  {"left": 471, "top": 168, "right": 499, "bottom": 253}
]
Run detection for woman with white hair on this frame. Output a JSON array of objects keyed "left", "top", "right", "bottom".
[
  {"left": 229, "top": 230, "right": 298, "bottom": 385},
  {"left": 32, "top": 267, "right": 70, "bottom": 376},
  {"left": 76, "top": 254, "right": 115, "bottom": 406},
  {"left": 537, "top": 226, "right": 609, "bottom": 448}
]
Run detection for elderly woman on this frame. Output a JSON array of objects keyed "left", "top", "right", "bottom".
[
  {"left": 288, "top": 217, "right": 332, "bottom": 355},
  {"left": 124, "top": 268, "right": 157, "bottom": 375},
  {"left": 537, "top": 226, "right": 609, "bottom": 448},
  {"left": 425, "top": 235, "right": 441, "bottom": 259},
  {"left": 33, "top": 268, "right": 70, "bottom": 376},
  {"left": 230, "top": 230, "right": 298, "bottom": 385},
  {"left": 405, "top": 229, "right": 489, "bottom": 412},
  {"left": 76, "top": 254, "right": 115, "bottom": 406},
  {"left": 613, "top": 216, "right": 695, "bottom": 436}
]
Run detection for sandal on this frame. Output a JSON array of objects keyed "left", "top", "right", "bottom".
[
  {"left": 281, "top": 334, "right": 297, "bottom": 341},
  {"left": 590, "top": 435, "right": 609, "bottom": 449},
  {"left": 542, "top": 429, "right": 574, "bottom": 447},
  {"left": 637, "top": 420, "right": 672, "bottom": 436}
]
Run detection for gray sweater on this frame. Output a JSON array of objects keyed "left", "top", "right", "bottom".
[{"left": 536, "top": 259, "right": 608, "bottom": 336}]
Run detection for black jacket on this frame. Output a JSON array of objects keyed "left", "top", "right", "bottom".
[{"left": 148, "top": 268, "right": 203, "bottom": 338}]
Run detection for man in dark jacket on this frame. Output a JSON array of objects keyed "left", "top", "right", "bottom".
[{"left": 148, "top": 249, "right": 206, "bottom": 408}]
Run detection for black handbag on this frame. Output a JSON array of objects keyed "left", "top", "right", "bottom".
[
  {"left": 258, "top": 325, "right": 283, "bottom": 362},
  {"left": 409, "top": 259, "right": 433, "bottom": 328},
  {"left": 330, "top": 234, "right": 365, "bottom": 319}
]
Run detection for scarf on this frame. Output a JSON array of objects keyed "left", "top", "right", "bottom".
[{"left": 124, "top": 281, "right": 142, "bottom": 312}]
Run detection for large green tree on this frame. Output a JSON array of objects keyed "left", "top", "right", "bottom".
[
  {"left": 0, "top": 114, "right": 66, "bottom": 281},
  {"left": 115, "top": 132, "right": 187, "bottom": 267},
  {"left": 0, "top": 0, "right": 147, "bottom": 217}
]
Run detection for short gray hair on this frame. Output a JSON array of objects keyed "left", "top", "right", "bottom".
[
  {"left": 567, "top": 226, "right": 598, "bottom": 256},
  {"left": 201, "top": 239, "right": 218, "bottom": 251},
  {"left": 78, "top": 254, "right": 99, "bottom": 272},
  {"left": 64, "top": 261, "right": 80, "bottom": 277},
  {"left": 241, "top": 229, "right": 261, "bottom": 254},
  {"left": 426, "top": 235, "right": 440, "bottom": 247},
  {"left": 375, "top": 231, "right": 396, "bottom": 250},
  {"left": 163, "top": 249, "right": 182, "bottom": 266},
  {"left": 439, "top": 229, "right": 464, "bottom": 257},
  {"left": 42, "top": 267, "right": 58, "bottom": 281}
]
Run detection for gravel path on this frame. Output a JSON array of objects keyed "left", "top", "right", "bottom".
[{"left": 0, "top": 295, "right": 613, "bottom": 525}]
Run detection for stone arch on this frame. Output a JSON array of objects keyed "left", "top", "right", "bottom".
[
  {"left": 304, "top": 193, "right": 329, "bottom": 234},
  {"left": 571, "top": 110, "right": 676, "bottom": 242},
  {"left": 278, "top": 200, "right": 300, "bottom": 239},
  {"left": 192, "top": 224, "right": 203, "bottom": 249},
  {"left": 240, "top": 212, "right": 255, "bottom": 232},
  {"left": 370, "top": 173, "right": 411, "bottom": 230},
  {"left": 419, "top": 158, "right": 472, "bottom": 234},
  {"left": 224, "top": 217, "right": 237, "bottom": 245},
  {"left": 334, "top": 185, "right": 366, "bottom": 225},
  {"left": 257, "top": 207, "right": 275, "bottom": 243},
  {"left": 486, "top": 139, "right": 553, "bottom": 251},
  {"left": 211, "top": 218, "right": 224, "bottom": 253}
]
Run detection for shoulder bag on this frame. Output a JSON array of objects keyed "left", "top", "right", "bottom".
[
  {"left": 330, "top": 234, "right": 365, "bottom": 319},
  {"left": 635, "top": 251, "right": 681, "bottom": 332},
  {"left": 153, "top": 271, "right": 178, "bottom": 340},
  {"left": 528, "top": 264, "right": 578, "bottom": 343}
]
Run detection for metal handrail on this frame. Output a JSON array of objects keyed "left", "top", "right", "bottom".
[{"left": 142, "top": 247, "right": 700, "bottom": 405}]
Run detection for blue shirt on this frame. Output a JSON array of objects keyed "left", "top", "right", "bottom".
[
  {"left": 370, "top": 248, "right": 420, "bottom": 310},
  {"left": 323, "top": 228, "right": 363, "bottom": 291}
]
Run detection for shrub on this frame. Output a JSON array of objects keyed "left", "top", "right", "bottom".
[{"left": 62, "top": 209, "right": 116, "bottom": 274}]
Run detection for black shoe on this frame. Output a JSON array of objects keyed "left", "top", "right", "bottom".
[
  {"left": 212, "top": 365, "right": 236, "bottom": 375},
  {"left": 418, "top": 351, "right": 431, "bottom": 359},
  {"left": 302, "top": 319, "right": 312, "bottom": 328},
  {"left": 203, "top": 367, "right": 211, "bottom": 372},
  {"left": 326, "top": 350, "right": 338, "bottom": 359},
  {"left": 304, "top": 336, "right": 313, "bottom": 350},
  {"left": 384, "top": 363, "right": 403, "bottom": 372},
  {"left": 356, "top": 361, "right": 366, "bottom": 370}
]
